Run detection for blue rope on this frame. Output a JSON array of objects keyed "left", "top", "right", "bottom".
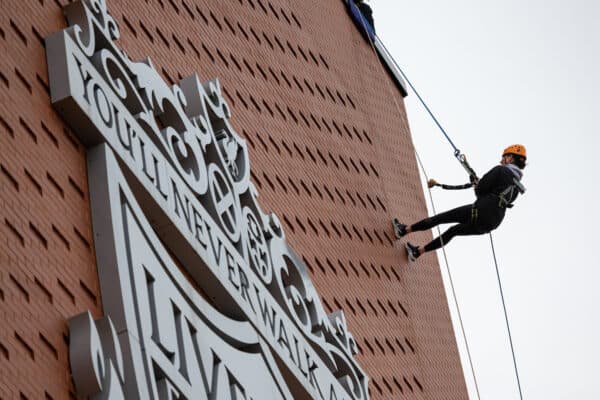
[
  {"left": 380, "top": 43, "right": 461, "bottom": 154},
  {"left": 375, "top": 39, "right": 481, "bottom": 180}
]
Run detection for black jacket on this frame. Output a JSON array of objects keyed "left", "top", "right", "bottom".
[{"left": 473, "top": 165, "right": 521, "bottom": 231}]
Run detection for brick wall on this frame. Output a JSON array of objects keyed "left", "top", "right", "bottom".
[{"left": 0, "top": 0, "right": 468, "bottom": 399}]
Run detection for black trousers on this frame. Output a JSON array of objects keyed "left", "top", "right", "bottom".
[{"left": 410, "top": 204, "right": 482, "bottom": 252}]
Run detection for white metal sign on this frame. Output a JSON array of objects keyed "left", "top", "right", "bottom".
[{"left": 45, "top": 1, "right": 368, "bottom": 399}]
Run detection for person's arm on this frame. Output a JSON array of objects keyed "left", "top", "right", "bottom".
[{"left": 427, "top": 179, "right": 473, "bottom": 190}]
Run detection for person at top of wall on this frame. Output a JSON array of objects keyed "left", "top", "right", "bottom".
[
  {"left": 353, "top": 0, "right": 375, "bottom": 30},
  {"left": 393, "top": 145, "right": 527, "bottom": 262}
]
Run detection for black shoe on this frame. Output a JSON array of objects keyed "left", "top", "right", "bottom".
[
  {"left": 405, "top": 242, "right": 421, "bottom": 262},
  {"left": 393, "top": 218, "right": 407, "bottom": 239}
]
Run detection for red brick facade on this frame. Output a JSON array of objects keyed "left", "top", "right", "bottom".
[{"left": 0, "top": 0, "right": 467, "bottom": 399}]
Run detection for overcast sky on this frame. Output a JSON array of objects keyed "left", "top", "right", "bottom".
[{"left": 371, "top": 1, "right": 600, "bottom": 399}]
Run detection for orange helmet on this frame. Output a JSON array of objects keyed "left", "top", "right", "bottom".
[{"left": 502, "top": 144, "right": 527, "bottom": 159}]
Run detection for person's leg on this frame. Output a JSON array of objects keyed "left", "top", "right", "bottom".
[
  {"left": 422, "top": 223, "right": 479, "bottom": 253},
  {"left": 406, "top": 222, "right": 480, "bottom": 260},
  {"left": 407, "top": 204, "right": 472, "bottom": 234},
  {"left": 395, "top": 204, "right": 471, "bottom": 240}
]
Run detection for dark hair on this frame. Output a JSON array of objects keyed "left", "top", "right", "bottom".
[{"left": 512, "top": 155, "right": 526, "bottom": 169}]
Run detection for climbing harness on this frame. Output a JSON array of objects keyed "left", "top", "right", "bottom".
[
  {"left": 347, "top": 3, "right": 525, "bottom": 399},
  {"left": 498, "top": 178, "right": 526, "bottom": 208},
  {"left": 499, "top": 164, "right": 527, "bottom": 208},
  {"left": 470, "top": 206, "right": 479, "bottom": 223}
]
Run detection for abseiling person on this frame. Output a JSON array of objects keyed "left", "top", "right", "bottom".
[{"left": 393, "top": 145, "right": 527, "bottom": 261}]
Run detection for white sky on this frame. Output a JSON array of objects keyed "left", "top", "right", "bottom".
[{"left": 372, "top": 1, "right": 600, "bottom": 399}]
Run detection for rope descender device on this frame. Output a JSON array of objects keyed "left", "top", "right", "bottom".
[{"left": 454, "top": 150, "right": 479, "bottom": 183}]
